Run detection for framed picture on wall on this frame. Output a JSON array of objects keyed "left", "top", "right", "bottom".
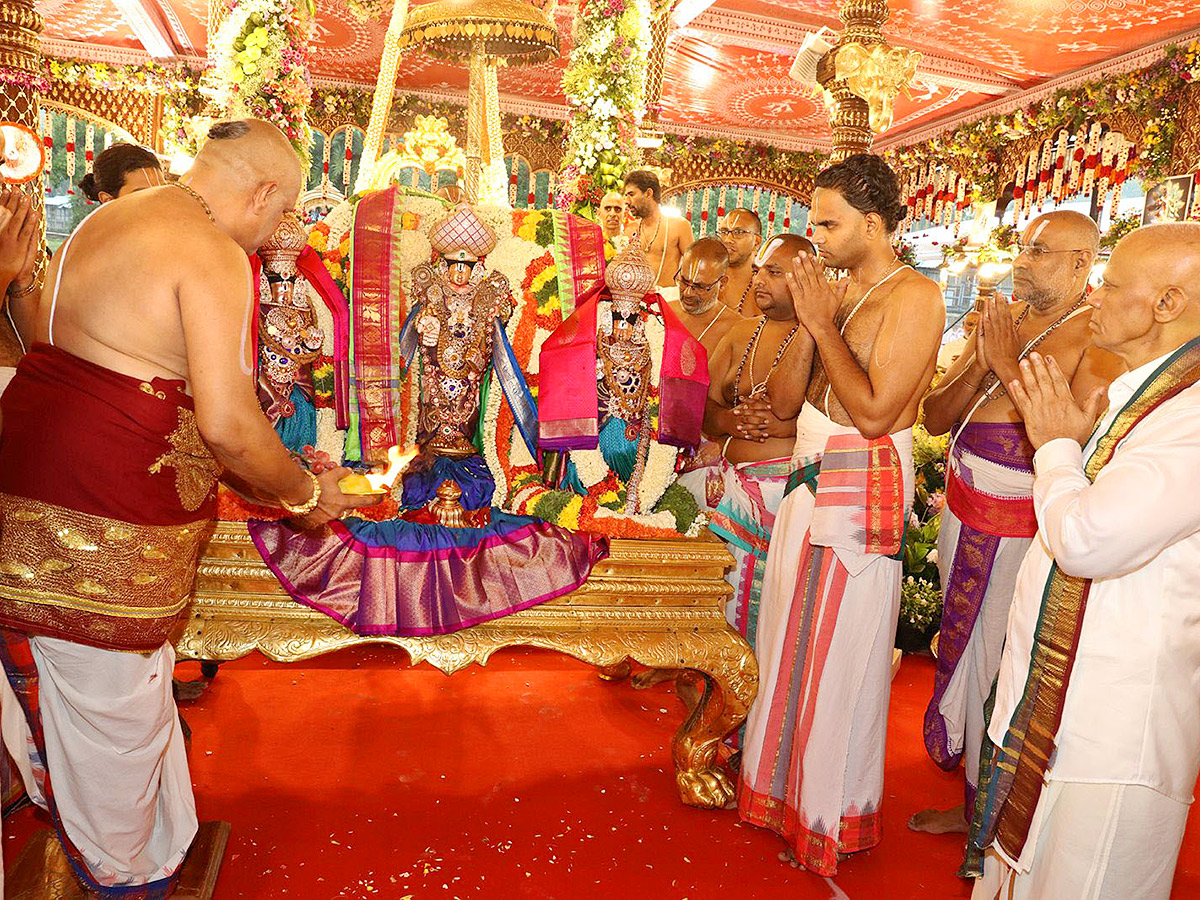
[{"left": 1142, "top": 175, "right": 1193, "bottom": 225}]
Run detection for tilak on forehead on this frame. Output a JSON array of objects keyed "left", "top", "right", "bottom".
[
  {"left": 1027, "top": 218, "right": 1050, "bottom": 244},
  {"left": 754, "top": 236, "right": 791, "bottom": 266}
]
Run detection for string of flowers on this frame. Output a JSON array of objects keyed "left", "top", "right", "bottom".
[
  {"left": 892, "top": 41, "right": 1200, "bottom": 198},
  {"left": 651, "top": 135, "right": 825, "bottom": 191},
  {"left": 558, "top": 0, "right": 651, "bottom": 217},
  {"left": 209, "top": 0, "right": 315, "bottom": 162}
]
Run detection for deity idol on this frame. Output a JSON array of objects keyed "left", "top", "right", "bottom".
[
  {"left": 410, "top": 206, "right": 518, "bottom": 458},
  {"left": 248, "top": 202, "right": 605, "bottom": 637},
  {"left": 395, "top": 203, "right": 537, "bottom": 518},
  {"left": 534, "top": 239, "right": 710, "bottom": 526},
  {"left": 257, "top": 212, "right": 324, "bottom": 449}
]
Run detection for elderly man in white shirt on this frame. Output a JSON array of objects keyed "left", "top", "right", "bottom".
[{"left": 968, "top": 222, "right": 1200, "bottom": 900}]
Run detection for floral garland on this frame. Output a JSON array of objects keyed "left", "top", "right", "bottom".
[
  {"left": 558, "top": 0, "right": 651, "bottom": 216},
  {"left": 209, "top": 0, "right": 314, "bottom": 161},
  {"left": 2, "top": 65, "right": 49, "bottom": 93},
  {"left": 939, "top": 223, "right": 1019, "bottom": 266},
  {"left": 892, "top": 41, "right": 1200, "bottom": 197},
  {"left": 44, "top": 57, "right": 208, "bottom": 157},
  {"left": 651, "top": 135, "right": 826, "bottom": 189}
]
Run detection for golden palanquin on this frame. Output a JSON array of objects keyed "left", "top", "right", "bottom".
[{"left": 174, "top": 522, "right": 756, "bottom": 809}]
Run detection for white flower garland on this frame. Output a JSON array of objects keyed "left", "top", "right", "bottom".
[
  {"left": 477, "top": 203, "right": 517, "bottom": 244},
  {"left": 481, "top": 366, "right": 508, "bottom": 506},
  {"left": 568, "top": 447, "right": 611, "bottom": 488},
  {"left": 396, "top": 230, "right": 433, "bottom": 296},
  {"left": 487, "top": 236, "right": 546, "bottom": 292},
  {"left": 323, "top": 199, "right": 354, "bottom": 245},
  {"left": 315, "top": 407, "right": 344, "bottom": 463}
]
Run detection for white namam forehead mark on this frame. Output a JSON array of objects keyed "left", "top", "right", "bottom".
[
  {"left": 754, "top": 236, "right": 789, "bottom": 267},
  {"left": 1027, "top": 218, "right": 1050, "bottom": 245}
]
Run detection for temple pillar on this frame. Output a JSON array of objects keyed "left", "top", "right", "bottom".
[{"left": 816, "top": 0, "right": 918, "bottom": 162}]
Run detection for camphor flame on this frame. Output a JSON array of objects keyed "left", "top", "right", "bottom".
[{"left": 365, "top": 445, "right": 418, "bottom": 491}]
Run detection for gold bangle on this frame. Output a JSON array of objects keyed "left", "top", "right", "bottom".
[{"left": 281, "top": 468, "right": 321, "bottom": 516}]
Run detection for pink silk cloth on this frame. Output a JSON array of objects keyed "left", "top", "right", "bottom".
[{"left": 538, "top": 290, "right": 709, "bottom": 451}]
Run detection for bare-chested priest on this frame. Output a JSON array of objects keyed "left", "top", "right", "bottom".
[
  {"left": 679, "top": 233, "right": 814, "bottom": 661},
  {"left": 717, "top": 207, "right": 762, "bottom": 316},
  {"left": 738, "top": 154, "right": 944, "bottom": 875},
  {"left": 0, "top": 119, "right": 377, "bottom": 897},
  {"left": 666, "top": 237, "right": 740, "bottom": 359},
  {"left": 911, "top": 209, "right": 1121, "bottom": 839},
  {"left": 623, "top": 169, "right": 692, "bottom": 302}
]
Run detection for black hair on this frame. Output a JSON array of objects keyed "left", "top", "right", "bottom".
[
  {"left": 208, "top": 120, "right": 252, "bottom": 141},
  {"left": 813, "top": 154, "right": 906, "bottom": 232},
  {"left": 78, "top": 143, "right": 161, "bottom": 201},
  {"left": 623, "top": 169, "right": 661, "bottom": 202}
]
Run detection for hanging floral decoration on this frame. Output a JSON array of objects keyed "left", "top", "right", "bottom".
[
  {"left": 892, "top": 41, "right": 1200, "bottom": 201},
  {"left": 209, "top": 0, "right": 315, "bottom": 161},
  {"left": 650, "top": 135, "right": 826, "bottom": 191},
  {"left": 558, "top": 0, "right": 652, "bottom": 217},
  {"left": 1098, "top": 212, "right": 1140, "bottom": 253},
  {"left": 43, "top": 58, "right": 208, "bottom": 158}
]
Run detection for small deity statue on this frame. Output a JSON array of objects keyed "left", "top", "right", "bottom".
[
  {"left": 408, "top": 205, "right": 517, "bottom": 460},
  {"left": 257, "top": 212, "right": 325, "bottom": 450},
  {"left": 537, "top": 238, "right": 710, "bottom": 524}
]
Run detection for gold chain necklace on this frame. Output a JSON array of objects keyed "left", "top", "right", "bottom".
[{"left": 170, "top": 181, "right": 215, "bottom": 223}]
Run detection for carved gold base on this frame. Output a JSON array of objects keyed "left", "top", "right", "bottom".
[{"left": 175, "top": 522, "right": 756, "bottom": 809}]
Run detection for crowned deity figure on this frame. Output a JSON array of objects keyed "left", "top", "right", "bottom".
[
  {"left": 249, "top": 201, "right": 604, "bottom": 638},
  {"left": 409, "top": 207, "right": 516, "bottom": 460},
  {"left": 256, "top": 212, "right": 326, "bottom": 451},
  {"left": 536, "top": 238, "right": 710, "bottom": 523},
  {"left": 393, "top": 203, "right": 538, "bottom": 521}
]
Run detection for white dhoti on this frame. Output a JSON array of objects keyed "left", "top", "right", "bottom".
[
  {"left": 738, "top": 404, "right": 913, "bottom": 876},
  {"left": 926, "top": 423, "right": 1036, "bottom": 806},
  {"left": 3, "top": 636, "right": 196, "bottom": 889},
  {"left": 971, "top": 781, "right": 1188, "bottom": 900}
]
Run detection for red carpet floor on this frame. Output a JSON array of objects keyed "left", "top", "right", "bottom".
[{"left": 5, "top": 648, "right": 1199, "bottom": 899}]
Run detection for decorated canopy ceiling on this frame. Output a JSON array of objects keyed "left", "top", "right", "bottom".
[{"left": 36, "top": 0, "right": 1200, "bottom": 151}]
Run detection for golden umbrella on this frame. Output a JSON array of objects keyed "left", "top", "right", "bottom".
[{"left": 357, "top": 0, "right": 558, "bottom": 205}]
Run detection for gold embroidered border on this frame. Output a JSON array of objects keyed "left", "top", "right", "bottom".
[{"left": 0, "top": 494, "right": 213, "bottom": 649}]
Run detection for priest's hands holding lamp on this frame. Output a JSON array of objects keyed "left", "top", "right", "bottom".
[{"left": 1008, "top": 352, "right": 1108, "bottom": 450}]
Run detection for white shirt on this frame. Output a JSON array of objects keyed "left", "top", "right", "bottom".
[{"left": 990, "top": 347, "right": 1200, "bottom": 804}]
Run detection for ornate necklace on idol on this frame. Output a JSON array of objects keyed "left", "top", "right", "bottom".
[
  {"left": 434, "top": 289, "right": 488, "bottom": 381},
  {"left": 600, "top": 310, "right": 651, "bottom": 430}
]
